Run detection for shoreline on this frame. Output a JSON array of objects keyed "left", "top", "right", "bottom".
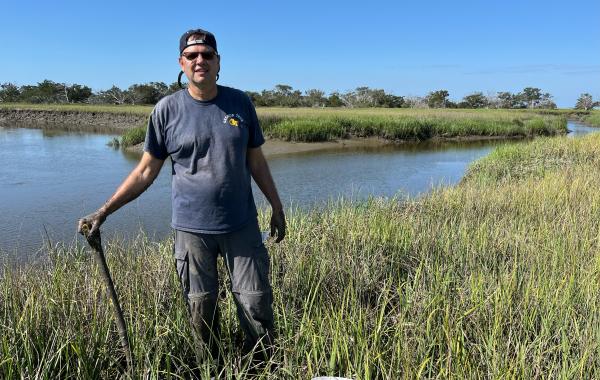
[
  {"left": 0, "top": 108, "right": 146, "bottom": 132},
  {"left": 125, "top": 134, "right": 536, "bottom": 157},
  {"left": 125, "top": 137, "right": 398, "bottom": 157},
  {"left": 1, "top": 108, "right": 591, "bottom": 157}
]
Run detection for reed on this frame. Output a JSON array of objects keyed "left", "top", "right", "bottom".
[
  {"left": 261, "top": 112, "right": 566, "bottom": 142},
  {"left": 3, "top": 132, "right": 600, "bottom": 378},
  {"left": 583, "top": 110, "right": 600, "bottom": 127},
  {"left": 120, "top": 126, "right": 146, "bottom": 147},
  {"left": 2, "top": 104, "right": 569, "bottom": 144}
]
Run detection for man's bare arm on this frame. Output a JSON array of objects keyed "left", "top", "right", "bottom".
[
  {"left": 247, "top": 147, "right": 286, "bottom": 242},
  {"left": 78, "top": 152, "right": 165, "bottom": 235}
]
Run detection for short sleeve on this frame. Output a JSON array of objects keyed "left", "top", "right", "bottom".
[
  {"left": 246, "top": 96, "right": 265, "bottom": 148},
  {"left": 143, "top": 109, "right": 169, "bottom": 160}
]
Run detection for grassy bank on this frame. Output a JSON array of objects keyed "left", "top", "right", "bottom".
[
  {"left": 2, "top": 103, "right": 568, "bottom": 146},
  {"left": 0, "top": 102, "right": 153, "bottom": 115},
  {"left": 3, "top": 131, "right": 600, "bottom": 378},
  {"left": 533, "top": 109, "right": 600, "bottom": 127},
  {"left": 120, "top": 127, "right": 147, "bottom": 147},
  {"left": 258, "top": 108, "right": 566, "bottom": 142},
  {"left": 582, "top": 110, "right": 600, "bottom": 127}
]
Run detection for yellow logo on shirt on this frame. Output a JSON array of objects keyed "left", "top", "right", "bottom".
[{"left": 223, "top": 113, "right": 245, "bottom": 128}]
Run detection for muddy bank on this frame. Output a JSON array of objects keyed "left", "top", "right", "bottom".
[
  {"left": 0, "top": 109, "right": 146, "bottom": 132},
  {"left": 125, "top": 134, "right": 532, "bottom": 158},
  {"left": 263, "top": 137, "right": 397, "bottom": 156},
  {"left": 125, "top": 137, "right": 396, "bottom": 157}
]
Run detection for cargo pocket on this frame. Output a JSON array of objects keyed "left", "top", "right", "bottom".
[
  {"left": 174, "top": 232, "right": 190, "bottom": 298},
  {"left": 247, "top": 220, "right": 272, "bottom": 293},
  {"left": 254, "top": 243, "right": 271, "bottom": 293}
]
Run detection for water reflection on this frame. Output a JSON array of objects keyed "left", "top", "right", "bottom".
[{"left": 255, "top": 138, "right": 517, "bottom": 209}]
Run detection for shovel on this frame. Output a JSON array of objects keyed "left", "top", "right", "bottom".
[{"left": 81, "top": 224, "right": 133, "bottom": 373}]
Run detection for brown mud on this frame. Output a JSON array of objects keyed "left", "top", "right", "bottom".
[
  {"left": 125, "top": 137, "right": 397, "bottom": 157},
  {"left": 124, "top": 134, "right": 533, "bottom": 157},
  {"left": 0, "top": 109, "right": 145, "bottom": 133}
]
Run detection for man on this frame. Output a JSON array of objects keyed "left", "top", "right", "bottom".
[{"left": 78, "top": 28, "right": 285, "bottom": 365}]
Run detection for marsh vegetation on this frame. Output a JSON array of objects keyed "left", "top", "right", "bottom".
[
  {"left": 2, "top": 131, "right": 600, "bottom": 378},
  {"left": 2, "top": 104, "right": 575, "bottom": 147}
]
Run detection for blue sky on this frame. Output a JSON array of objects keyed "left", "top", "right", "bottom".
[{"left": 1, "top": 0, "right": 598, "bottom": 107}]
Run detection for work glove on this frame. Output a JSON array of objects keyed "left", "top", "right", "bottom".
[
  {"left": 77, "top": 209, "right": 107, "bottom": 238},
  {"left": 270, "top": 209, "right": 286, "bottom": 243}
]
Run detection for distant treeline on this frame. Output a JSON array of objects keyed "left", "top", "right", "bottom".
[{"left": 0, "top": 80, "right": 598, "bottom": 110}]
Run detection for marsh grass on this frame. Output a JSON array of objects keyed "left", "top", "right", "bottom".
[
  {"left": 583, "top": 110, "right": 600, "bottom": 127},
  {"left": 120, "top": 126, "right": 147, "bottom": 147},
  {"left": 259, "top": 109, "right": 567, "bottom": 142},
  {"left": 463, "top": 133, "right": 600, "bottom": 184},
  {"left": 2, "top": 104, "right": 568, "bottom": 145},
  {"left": 3, "top": 132, "right": 600, "bottom": 378}
]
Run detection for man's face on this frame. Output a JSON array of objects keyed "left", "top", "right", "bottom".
[{"left": 178, "top": 43, "right": 220, "bottom": 88}]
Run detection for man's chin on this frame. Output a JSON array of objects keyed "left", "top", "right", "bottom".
[
  {"left": 193, "top": 72, "right": 212, "bottom": 80},
  {"left": 190, "top": 78, "right": 217, "bottom": 89}
]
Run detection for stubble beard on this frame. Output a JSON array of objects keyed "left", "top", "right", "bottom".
[{"left": 186, "top": 70, "right": 218, "bottom": 99}]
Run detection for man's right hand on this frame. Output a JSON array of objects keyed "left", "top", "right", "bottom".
[
  {"left": 270, "top": 208, "right": 286, "bottom": 243},
  {"left": 78, "top": 209, "right": 107, "bottom": 237}
]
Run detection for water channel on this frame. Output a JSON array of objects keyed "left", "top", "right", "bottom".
[{"left": 0, "top": 122, "right": 595, "bottom": 255}]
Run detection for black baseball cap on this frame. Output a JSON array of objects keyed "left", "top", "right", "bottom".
[{"left": 179, "top": 28, "right": 218, "bottom": 54}]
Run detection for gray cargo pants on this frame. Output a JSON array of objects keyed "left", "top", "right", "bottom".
[{"left": 174, "top": 219, "right": 275, "bottom": 360}]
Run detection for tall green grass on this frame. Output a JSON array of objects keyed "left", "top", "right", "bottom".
[
  {"left": 463, "top": 133, "right": 600, "bottom": 184},
  {"left": 583, "top": 110, "right": 600, "bottom": 127},
  {"left": 3, "top": 132, "right": 600, "bottom": 378},
  {"left": 120, "top": 126, "right": 147, "bottom": 147},
  {"left": 260, "top": 109, "right": 567, "bottom": 142},
  {"left": 2, "top": 104, "right": 568, "bottom": 144},
  {"left": 127, "top": 111, "right": 564, "bottom": 146}
]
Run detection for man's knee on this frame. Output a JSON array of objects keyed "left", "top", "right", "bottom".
[
  {"left": 233, "top": 289, "right": 274, "bottom": 330},
  {"left": 188, "top": 290, "right": 219, "bottom": 326}
]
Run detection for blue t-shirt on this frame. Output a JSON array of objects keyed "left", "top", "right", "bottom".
[{"left": 144, "top": 86, "right": 265, "bottom": 233}]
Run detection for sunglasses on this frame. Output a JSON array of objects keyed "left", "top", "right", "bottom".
[{"left": 181, "top": 51, "right": 217, "bottom": 61}]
